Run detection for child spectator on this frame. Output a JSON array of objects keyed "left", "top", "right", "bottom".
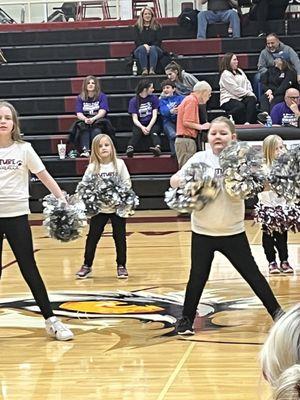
[{"left": 159, "top": 79, "right": 184, "bottom": 157}]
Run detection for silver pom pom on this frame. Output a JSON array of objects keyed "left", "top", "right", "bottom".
[
  {"left": 219, "top": 141, "right": 265, "bottom": 199},
  {"left": 165, "top": 163, "right": 221, "bottom": 213},
  {"left": 76, "top": 174, "right": 139, "bottom": 218},
  {"left": 269, "top": 145, "right": 300, "bottom": 203},
  {"left": 43, "top": 193, "right": 87, "bottom": 242}
]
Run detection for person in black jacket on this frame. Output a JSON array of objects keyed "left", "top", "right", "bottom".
[
  {"left": 133, "top": 6, "right": 163, "bottom": 75},
  {"left": 260, "top": 52, "right": 298, "bottom": 114}
]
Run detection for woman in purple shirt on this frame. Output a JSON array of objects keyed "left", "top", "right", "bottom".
[
  {"left": 74, "top": 75, "right": 110, "bottom": 157},
  {"left": 126, "top": 79, "right": 161, "bottom": 157}
]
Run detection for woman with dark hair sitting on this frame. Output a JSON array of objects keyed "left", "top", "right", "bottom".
[
  {"left": 260, "top": 53, "right": 298, "bottom": 114},
  {"left": 126, "top": 79, "right": 161, "bottom": 158},
  {"left": 219, "top": 52, "right": 257, "bottom": 124},
  {"left": 164, "top": 61, "right": 198, "bottom": 96},
  {"left": 133, "top": 6, "right": 163, "bottom": 75}
]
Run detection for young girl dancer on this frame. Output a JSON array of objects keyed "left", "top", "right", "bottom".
[
  {"left": 170, "top": 116, "right": 283, "bottom": 335},
  {"left": 76, "top": 134, "right": 131, "bottom": 279},
  {"left": 258, "top": 135, "right": 294, "bottom": 274},
  {"left": 126, "top": 79, "right": 161, "bottom": 158},
  {"left": 0, "top": 101, "right": 74, "bottom": 341}
]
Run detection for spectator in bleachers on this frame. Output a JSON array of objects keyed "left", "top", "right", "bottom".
[
  {"left": 71, "top": 75, "right": 111, "bottom": 157},
  {"left": 270, "top": 87, "right": 300, "bottom": 126},
  {"left": 164, "top": 61, "right": 209, "bottom": 130},
  {"left": 133, "top": 6, "right": 163, "bottom": 75},
  {"left": 126, "top": 79, "right": 161, "bottom": 158},
  {"left": 165, "top": 61, "right": 199, "bottom": 96},
  {"left": 254, "top": 33, "right": 300, "bottom": 98},
  {"left": 219, "top": 52, "right": 257, "bottom": 124},
  {"left": 196, "top": 0, "right": 240, "bottom": 39},
  {"left": 159, "top": 79, "right": 184, "bottom": 157},
  {"left": 260, "top": 303, "right": 300, "bottom": 392},
  {"left": 175, "top": 81, "right": 211, "bottom": 168},
  {"left": 0, "top": 49, "right": 7, "bottom": 63},
  {"left": 249, "top": 0, "right": 290, "bottom": 37},
  {"left": 260, "top": 53, "right": 298, "bottom": 114}
]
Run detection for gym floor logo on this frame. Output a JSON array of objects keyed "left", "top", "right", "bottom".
[{"left": 0, "top": 290, "right": 265, "bottom": 348}]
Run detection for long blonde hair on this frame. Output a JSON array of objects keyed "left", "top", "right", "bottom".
[
  {"left": 135, "top": 6, "right": 160, "bottom": 32},
  {"left": 80, "top": 75, "right": 101, "bottom": 101},
  {"left": 260, "top": 304, "right": 300, "bottom": 388},
  {"left": 90, "top": 134, "right": 118, "bottom": 172},
  {"left": 273, "top": 365, "right": 300, "bottom": 400},
  {"left": 0, "top": 101, "right": 23, "bottom": 142},
  {"left": 263, "top": 134, "right": 284, "bottom": 166}
]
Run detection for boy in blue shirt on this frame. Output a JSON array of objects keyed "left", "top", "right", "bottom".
[{"left": 159, "top": 80, "right": 184, "bottom": 157}]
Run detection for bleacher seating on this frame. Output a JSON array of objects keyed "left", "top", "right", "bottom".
[{"left": 0, "top": 17, "right": 300, "bottom": 211}]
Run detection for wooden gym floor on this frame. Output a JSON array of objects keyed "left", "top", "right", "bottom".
[{"left": 0, "top": 210, "right": 299, "bottom": 400}]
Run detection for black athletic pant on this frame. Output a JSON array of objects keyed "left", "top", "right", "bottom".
[
  {"left": 84, "top": 212, "right": 127, "bottom": 267},
  {"left": 183, "top": 232, "right": 281, "bottom": 322},
  {"left": 221, "top": 96, "right": 257, "bottom": 124},
  {"left": 262, "top": 230, "right": 288, "bottom": 263},
  {"left": 0, "top": 215, "right": 53, "bottom": 319},
  {"left": 128, "top": 123, "right": 161, "bottom": 150},
  {"left": 250, "top": 0, "right": 290, "bottom": 33}
]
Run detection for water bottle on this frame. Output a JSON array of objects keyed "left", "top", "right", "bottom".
[
  {"left": 132, "top": 61, "right": 138, "bottom": 76},
  {"left": 265, "top": 115, "right": 272, "bottom": 128}
]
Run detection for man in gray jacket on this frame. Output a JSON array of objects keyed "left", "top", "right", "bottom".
[
  {"left": 197, "top": 0, "right": 240, "bottom": 39},
  {"left": 253, "top": 33, "right": 300, "bottom": 99}
]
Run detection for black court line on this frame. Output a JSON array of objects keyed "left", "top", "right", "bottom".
[{"left": 2, "top": 249, "right": 40, "bottom": 270}]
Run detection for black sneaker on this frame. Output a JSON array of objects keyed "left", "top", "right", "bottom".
[
  {"left": 126, "top": 146, "right": 134, "bottom": 158},
  {"left": 150, "top": 145, "right": 161, "bottom": 157},
  {"left": 117, "top": 265, "right": 128, "bottom": 279},
  {"left": 257, "top": 112, "right": 269, "bottom": 125},
  {"left": 76, "top": 265, "right": 92, "bottom": 279},
  {"left": 176, "top": 316, "right": 195, "bottom": 336}
]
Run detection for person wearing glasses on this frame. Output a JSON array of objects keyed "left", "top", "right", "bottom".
[{"left": 270, "top": 88, "right": 300, "bottom": 126}]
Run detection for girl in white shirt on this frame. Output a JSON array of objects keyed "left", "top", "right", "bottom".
[
  {"left": 76, "top": 134, "right": 131, "bottom": 279},
  {"left": 0, "top": 101, "right": 73, "bottom": 341},
  {"left": 258, "top": 135, "right": 294, "bottom": 275},
  {"left": 170, "top": 116, "right": 282, "bottom": 335}
]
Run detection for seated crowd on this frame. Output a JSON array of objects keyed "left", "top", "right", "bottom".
[{"left": 70, "top": 32, "right": 300, "bottom": 159}]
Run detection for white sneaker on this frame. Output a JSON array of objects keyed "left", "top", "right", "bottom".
[{"left": 45, "top": 316, "right": 74, "bottom": 341}]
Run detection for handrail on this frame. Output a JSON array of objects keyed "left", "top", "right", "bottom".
[{"left": 0, "top": 0, "right": 120, "bottom": 22}]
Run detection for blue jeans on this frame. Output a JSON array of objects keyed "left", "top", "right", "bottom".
[
  {"left": 163, "top": 120, "right": 176, "bottom": 155},
  {"left": 252, "top": 71, "right": 265, "bottom": 101},
  {"left": 80, "top": 125, "right": 102, "bottom": 151},
  {"left": 134, "top": 45, "right": 163, "bottom": 70},
  {"left": 197, "top": 10, "right": 240, "bottom": 39}
]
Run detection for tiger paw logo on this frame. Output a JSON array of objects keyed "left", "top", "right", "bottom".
[{"left": 0, "top": 290, "right": 274, "bottom": 348}]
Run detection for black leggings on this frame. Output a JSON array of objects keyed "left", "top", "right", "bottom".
[
  {"left": 183, "top": 232, "right": 281, "bottom": 322},
  {"left": 84, "top": 212, "right": 127, "bottom": 267},
  {"left": 128, "top": 123, "right": 161, "bottom": 150},
  {"left": 262, "top": 230, "right": 288, "bottom": 263},
  {"left": 0, "top": 215, "right": 53, "bottom": 319}
]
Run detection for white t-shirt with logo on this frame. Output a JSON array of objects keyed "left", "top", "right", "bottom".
[
  {"left": 0, "top": 142, "right": 45, "bottom": 217},
  {"left": 178, "top": 149, "right": 245, "bottom": 236},
  {"left": 83, "top": 158, "right": 131, "bottom": 214}
]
